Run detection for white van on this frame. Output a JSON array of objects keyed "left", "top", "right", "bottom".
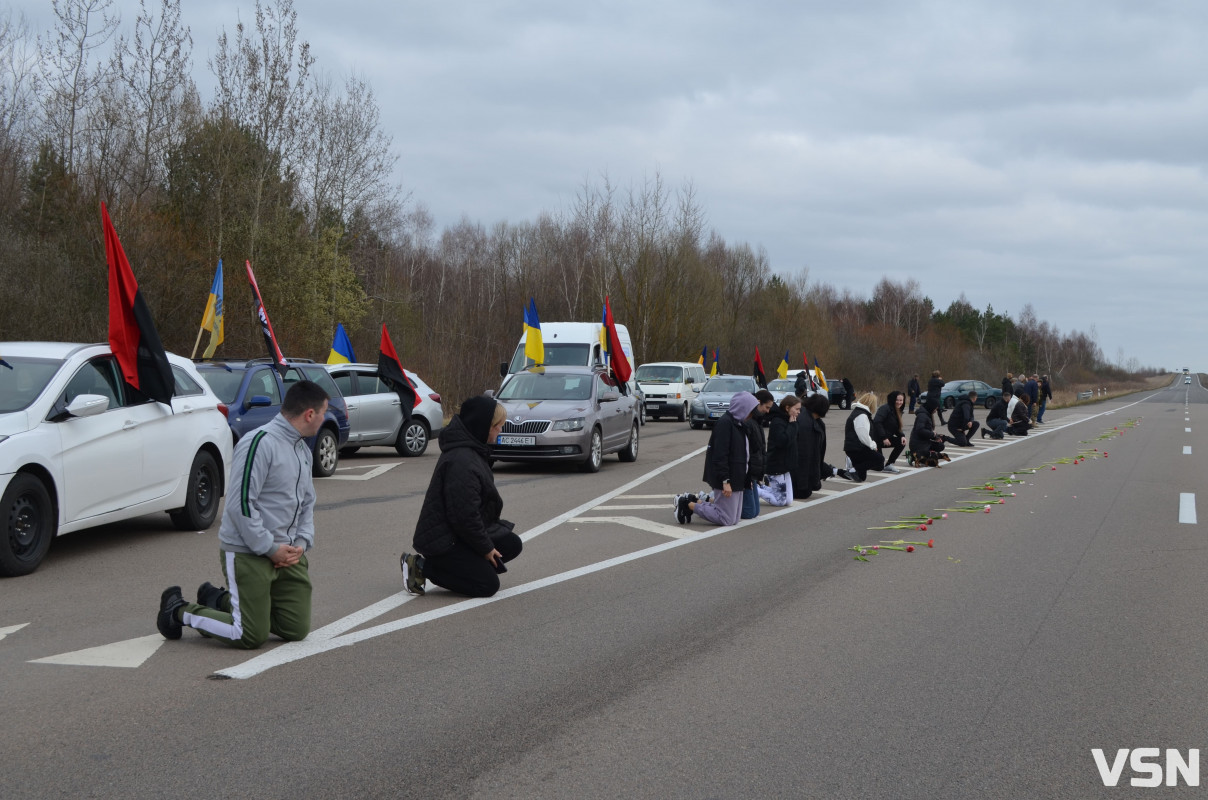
[
  {"left": 634, "top": 361, "right": 708, "bottom": 421},
  {"left": 502, "top": 321, "right": 635, "bottom": 382}
]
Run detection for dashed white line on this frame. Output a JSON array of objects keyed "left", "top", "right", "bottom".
[
  {"left": 1184, "top": 446, "right": 1193, "bottom": 455},
  {"left": 1180, "top": 494, "right": 1197, "bottom": 524}
]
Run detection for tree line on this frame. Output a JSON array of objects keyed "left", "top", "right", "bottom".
[{"left": 0, "top": 0, "right": 1157, "bottom": 410}]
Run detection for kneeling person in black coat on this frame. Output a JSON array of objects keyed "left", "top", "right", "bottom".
[
  {"left": 402, "top": 396, "right": 522, "bottom": 598},
  {"left": 947, "top": 391, "right": 981, "bottom": 447}
]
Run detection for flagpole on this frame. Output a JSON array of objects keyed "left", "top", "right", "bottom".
[{"left": 190, "top": 325, "right": 205, "bottom": 360}]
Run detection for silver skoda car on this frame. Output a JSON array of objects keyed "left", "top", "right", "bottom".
[{"left": 491, "top": 367, "right": 640, "bottom": 473}]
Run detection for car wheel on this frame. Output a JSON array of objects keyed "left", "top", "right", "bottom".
[
  {"left": 690, "top": 420, "right": 702, "bottom": 430},
  {"left": 0, "top": 473, "right": 55, "bottom": 577},
  {"left": 169, "top": 451, "right": 221, "bottom": 531},
  {"left": 396, "top": 418, "right": 430, "bottom": 457},
  {"left": 944, "top": 397, "right": 956, "bottom": 410},
  {"left": 984, "top": 397, "right": 995, "bottom": 409},
  {"left": 619, "top": 422, "right": 639, "bottom": 462},
  {"left": 579, "top": 428, "right": 603, "bottom": 473},
  {"left": 651, "top": 414, "right": 660, "bottom": 420},
  {"left": 339, "top": 446, "right": 360, "bottom": 456},
  {"left": 313, "top": 427, "right": 339, "bottom": 477},
  {"left": 678, "top": 403, "right": 688, "bottom": 422}
]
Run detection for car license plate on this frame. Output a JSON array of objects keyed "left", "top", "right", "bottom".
[
  {"left": 710, "top": 411, "right": 722, "bottom": 418},
  {"left": 496, "top": 435, "right": 535, "bottom": 446}
]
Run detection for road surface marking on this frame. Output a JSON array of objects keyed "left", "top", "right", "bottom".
[
  {"left": 321, "top": 463, "right": 400, "bottom": 481},
  {"left": 1180, "top": 494, "right": 1197, "bottom": 524},
  {"left": 29, "top": 634, "right": 164, "bottom": 668},
  {"left": 1184, "top": 446, "right": 1192, "bottom": 455},
  {"left": 1187, "top": 428, "right": 1192, "bottom": 433},
  {"left": 215, "top": 391, "right": 1163, "bottom": 679},
  {"left": 594, "top": 504, "right": 674, "bottom": 511},
  {"left": 0, "top": 622, "right": 29, "bottom": 642},
  {"left": 570, "top": 516, "right": 689, "bottom": 539},
  {"left": 616, "top": 494, "right": 679, "bottom": 500}
]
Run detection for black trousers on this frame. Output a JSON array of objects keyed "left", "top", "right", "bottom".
[
  {"left": 845, "top": 447, "right": 885, "bottom": 480},
  {"left": 423, "top": 529, "right": 523, "bottom": 598},
  {"left": 881, "top": 435, "right": 906, "bottom": 466},
  {"left": 947, "top": 421, "right": 980, "bottom": 447}
]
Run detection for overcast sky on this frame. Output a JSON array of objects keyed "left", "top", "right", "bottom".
[{"left": 14, "top": 0, "right": 1208, "bottom": 371}]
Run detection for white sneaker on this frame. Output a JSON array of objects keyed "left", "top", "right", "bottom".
[{"left": 882, "top": 464, "right": 901, "bottom": 474}]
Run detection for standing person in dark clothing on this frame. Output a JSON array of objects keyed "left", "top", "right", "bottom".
[
  {"left": 946, "top": 390, "right": 981, "bottom": 446},
  {"left": 925, "top": 370, "right": 947, "bottom": 424},
  {"left": 909, "top": 407, "right": 951, "bottom": 467},
  {"left": 984, "top": 390, "right": 1010, "bottom": 439},
  {"left": 1002, "top": 372, "right": 1014, "bottom": 397},
  {"left": 741, "top": 390, "right": 774, "bottom": 519},
  {"left": 843, "top": 391, "right": 885, "bottom": 482},
  {"left": 1026, "top": 374, "right": 1040, "bottom": 424},
  {"left": 907, "top": 374, "right": 921, "bottom": 413},
  {"left": 759, "top": 395, "right": 800, "bottom": 507},
  {"left": 1008, "top": 393, "right": 1033, "bottom": 436},
  {"left": 872, "top": 390, "right": 907, "bottom": 472},
  {"left": 794, "top": 370, "right": 809, "bottom": 398},
  {"left": 402, "top": 396, "right": 522, "bottom": 598},
  {"left": 1038, "top": 375, "right": 1053, "bottom": 423},
  {"left": 791, "top": 393, "right": 846, "bottom": 499},
  {"left": 675, "top": 392, "right": 759, "bottom": 526},
  {"left": 841, "top": 377, "right": 854, "bottom": 410}
]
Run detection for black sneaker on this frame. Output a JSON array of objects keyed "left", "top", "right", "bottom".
[
  {"left": 401, "top": 552, "right": 426, "bottom": 596},
  {"left": 836, "top": 468, "right": 855, "bottom": 481},
  {"left": 981, "top": 429, "right": 987, "bottom": 439},
  {"left": 196, "top": 581, "right": 229, "bottom": 611},
  {"left": 156, "top": 586, "right": 188, "bottom": 640},
  {"left": 674, "top": 494, "right": 691, "bottom": 524}
]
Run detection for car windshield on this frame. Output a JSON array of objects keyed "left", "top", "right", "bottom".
[
  {"left": 498, "top": 372, "right": 593, "bottom": 401},
  {"left": 0, "top": 357, "right": 65, "bottom": 413},
  {"left": 507, "top": 343, "right": 591, "bottom": 374},
  {"left": 635, "top": 365, "right": 682, "bottom": 383},
  {"left": 767, "top": 379, "right": 795, "bottom": 391},
  {"left": 702, "top": 378, "right": 756, "bottom": 393},
  {"left": 196, "top": 366, "right": 245, "bottom": 404}
]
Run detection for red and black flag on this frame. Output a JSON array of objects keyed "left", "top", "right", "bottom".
[
  {"left": 377, "top": 324, "right": 419, "bottom": 424},
  {"left": 245, "top": 260, "right": 288, "bottom": 376},
  {"left": 102, "top": 202, "right": 173, "bottom": 405},
  {"left": 753, "top": 346, "right": 767, "bottom": 389},
  {"left": 602, "top": 296, "right": 632, "bottom": 394}
]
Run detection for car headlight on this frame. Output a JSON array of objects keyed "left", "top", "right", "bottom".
[
  {"left": 552, "top": 417, "right": 585, "bottom": 432},
  {"left": 692, "top": 400, "right": 704, "bottom": 410}
]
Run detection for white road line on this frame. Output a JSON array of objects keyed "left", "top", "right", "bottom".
[
  {"left": 593, "top": 504, "right": 674, "bottom": 511},
  {"left": 1187, "top": 428, "right": 1192, "bottom": 433},
  {"left": 1184, "top": 446, "right": 1193, "bottom": 455},
  {"left": 615, "top": 495, "right": 679, "bottom": 500},
  {"left": 215, "top": 391, "right": 1163, "bottom": 679},
  {"left": 321, "top": 463, "right": 400, "bottom": 481},
  {"left": 570, "top": 516, "right": 689, "bottom": 539},
  {"left": 0, "top": 622, "right": 30, "bottom": 642},
  {"left": 30, "top": 634, "right": 164, "bottom": 669},
  {"left": 1180, "top": 494, "right": 1197, "bottom": 524}
]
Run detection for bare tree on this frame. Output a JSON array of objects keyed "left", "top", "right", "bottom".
[
  {"left": 40, "top": 0, "right": 119, "bottom": 174},
  {"left": 0, "top": 10, "right": 41, "bottom": 217},
  {"left": 117, "top": 0, "right": 194, "bottom": 201}
]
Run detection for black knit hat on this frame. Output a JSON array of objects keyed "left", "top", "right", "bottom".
[{"left": 459, "top": 395, "right": 499, "bottom": 443}]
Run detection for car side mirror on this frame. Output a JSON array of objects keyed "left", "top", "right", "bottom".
[
  {"left": 600, "top": 391, "right": 619, "bottom": 403},
  {"left": 247, "top": 394, "right": 273, "bottom": 409},
  {"left": 484, "top": 389, "right": 495, "bottom": 398},
  {"left": 65, "top": 393, "right": 110, "bottom": 418},
  {"left": 499, "top": 361, "right": 508, "bottom": 378},
  {"left": 692, "top": 385, "right": 701, "bottom": 392}
]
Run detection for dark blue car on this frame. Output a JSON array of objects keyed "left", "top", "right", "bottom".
[{"left": 195, "top": 359, "right": 350, "bottom": 477}]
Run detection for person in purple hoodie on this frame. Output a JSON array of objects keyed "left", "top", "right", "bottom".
[{"left": 674, "top": 391, "right": 759, "bottom": 526}]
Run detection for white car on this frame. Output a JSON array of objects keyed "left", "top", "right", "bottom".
[
  {"left": 0, "top": 342, "right": 233, "bottom": 576},
  {"left": 325, "top": 363, "right": 443, "bottom": 456}
]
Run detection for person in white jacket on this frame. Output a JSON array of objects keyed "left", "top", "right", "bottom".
[{"left": 842, "top": 392, "right": 886, "bottom": 482}]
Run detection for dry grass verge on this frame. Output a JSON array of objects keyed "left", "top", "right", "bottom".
[{"left": 1049, "top": 374, "right": 1173, "bottom": 410}]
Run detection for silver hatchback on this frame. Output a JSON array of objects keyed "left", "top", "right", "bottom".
[{"left": 325, "top": 364, "right": 443, "bottom": 456}]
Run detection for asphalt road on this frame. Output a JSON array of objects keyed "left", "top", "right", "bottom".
[{"left": 3, "top": 375, "right": 1205, "bottom": 799}]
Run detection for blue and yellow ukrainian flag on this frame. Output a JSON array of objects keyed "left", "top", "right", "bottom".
[
  {"left": 710, "top": 348, "right": 720, "bottom": 377},
  {"left": 813, "top": 355, "right": 828, "bottom": 391},
  {"left": 523, "top": 298, "right": 544, "bottom": 365},
  {"left": 776, "top": 350, "right": 789, "bottom": 380},
  {"left": 600, "top": 302, "right": 610, "bottom": 366},
  {"left": 698, "top": 346, "right": 706, "bottom": 365},
  {"left": 200, "top": 260, "right": 224, "bottom": 358},
  {"left": 328, "top": 323, "right": 356, "bottom": 364}
]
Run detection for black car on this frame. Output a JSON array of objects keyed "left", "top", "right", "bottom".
[{"left": 195, "top": 358, "right": 351, "bottom": 477}]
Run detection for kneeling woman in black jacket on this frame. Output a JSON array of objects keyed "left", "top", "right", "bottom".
[
  {"left": 909, "top": 407, "right": 951, "bottom": 467},
  {"left": 402, "top": 396, "right": 522, "bottom": 598}
]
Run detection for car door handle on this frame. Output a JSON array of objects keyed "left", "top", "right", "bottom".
[
  {"left": 391, "top": 399, "right": 401, "bottom": 406},
  {"left": 122, "top": 419, "right": 140, "bottom": 430},
  {"left": 346, "top": 404, "right": 358, "bottom": 410}
]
